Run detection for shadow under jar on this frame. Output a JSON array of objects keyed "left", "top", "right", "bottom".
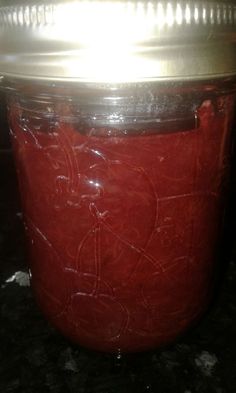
[{"left": 1, "top": 0, "right": 236, "bottom": 353}]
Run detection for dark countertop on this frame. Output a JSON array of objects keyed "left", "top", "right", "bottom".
[{"left": 1, "top": 151, "right": 236, "bottom": 393}]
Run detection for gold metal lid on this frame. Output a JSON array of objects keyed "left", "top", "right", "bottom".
[{"left": 0, "top": 1, "right": 236, "bottom": 83}]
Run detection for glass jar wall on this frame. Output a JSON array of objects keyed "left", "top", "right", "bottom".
[{"left": 6, "top": 79, "right": 236, "bottom": 352}]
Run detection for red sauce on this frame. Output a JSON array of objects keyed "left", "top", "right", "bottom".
[{"left": 8, "top": 86, "right": 235, "bottom": 352}]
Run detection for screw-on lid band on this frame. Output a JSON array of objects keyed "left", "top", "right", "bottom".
[{"left": 0, "top": 1, "right": 236, "bottom": 83}]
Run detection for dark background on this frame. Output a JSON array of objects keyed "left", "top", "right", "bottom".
[{"left": 1, "top": 91, "right": 236, "bottom": 393}]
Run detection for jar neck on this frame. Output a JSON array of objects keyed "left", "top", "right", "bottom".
[{"left": 4, "top": 78, "right": 236, "bottom": 137}]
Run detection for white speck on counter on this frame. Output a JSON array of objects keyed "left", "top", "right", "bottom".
[
  {"left": 64, "top": 359, "right": 78, "bottom": 372},
  {"left": 63, "top": 348, "right": 78, "bottom": 372},
  {"left": 4, "top": 271, "right": 30, "bottom": 287},
  {"left": 195, "top": 351, "right": 218, "bottom": 376}
]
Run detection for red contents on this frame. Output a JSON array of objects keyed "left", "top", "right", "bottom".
[{"left": 9, "top": 92, "right": 235, "bottom": 352}]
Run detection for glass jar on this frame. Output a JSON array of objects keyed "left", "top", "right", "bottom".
[{"left": 1, "top": 1, "right": 236, "bottom": 353}]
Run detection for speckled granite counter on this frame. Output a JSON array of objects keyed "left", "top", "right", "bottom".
[{"left": 1, "top": 151, "right": 236, "bottom": 393}]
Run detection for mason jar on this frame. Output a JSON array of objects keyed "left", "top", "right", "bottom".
[{"left": 0, "top": 1, "right": 236, "bottom": 353}]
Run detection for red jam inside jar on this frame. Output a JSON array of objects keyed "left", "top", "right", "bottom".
[{"left": 8, "top": 81, "right": 236, "bottom": 352}]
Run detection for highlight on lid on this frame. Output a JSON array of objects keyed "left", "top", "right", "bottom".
[{"left": 0, "top": 1, "right": 236, "bottom": 28}]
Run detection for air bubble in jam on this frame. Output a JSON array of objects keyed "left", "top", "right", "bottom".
[{"left": 8, "top": 84, "right": 236, "bottom": 353}]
